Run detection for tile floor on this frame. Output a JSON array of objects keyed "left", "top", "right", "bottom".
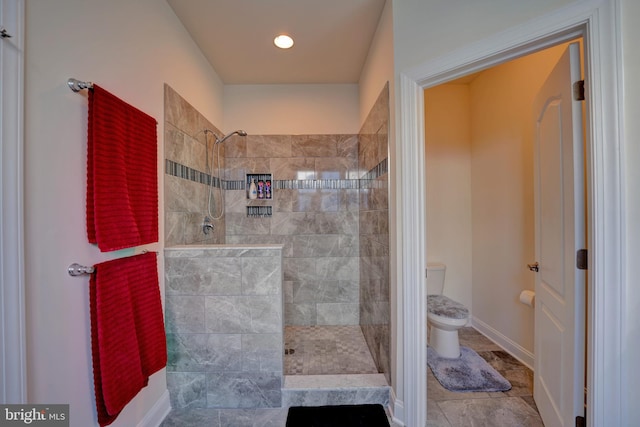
[
  {"left": 161, "top": 325, "right": 542, "bottom": 426},
  {"left": 427, "top": 327, "right": 544, "bottom": 427}
]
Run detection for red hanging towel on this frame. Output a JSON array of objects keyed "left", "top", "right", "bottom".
[
  {"left": 87, "top": 84, "right": 158, "bottom": 252},
  {"left": 90, "top": 252, "right": 167, "bottom": 426}
]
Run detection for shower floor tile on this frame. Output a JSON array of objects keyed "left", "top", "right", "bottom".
[{"left": 284, "top": 325, "right": 379, "bottom": 375}]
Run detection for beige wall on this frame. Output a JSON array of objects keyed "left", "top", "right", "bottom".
[
  {"left": 359, "top": 0, "right": 394, "bottom": 128},
  {"left": 223, "top": 0, "right": 393, "bottom": 136},
  {"left": 469, "top": 43, "right": 568, "bottom": 355},
  {"left": 223, "top": 84, "right": 359, "bottom": 135},
  {"left": 424, "top": 84, "right": 472, "bottom": 311},
  {"left": 24, "top": 0, "right": 224, "bottom": 425}
]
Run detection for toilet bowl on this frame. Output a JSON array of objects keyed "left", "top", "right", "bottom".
[{"left": 427, "top": 263, "right": 469, "bottom": 359}]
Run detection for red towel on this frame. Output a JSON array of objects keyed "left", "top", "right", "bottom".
[
  {"left": 90, "top": 252, "right": 167, "bottom": 426},
  {"left": 87, "top": 84, "right": 158, "bottom": 252}
]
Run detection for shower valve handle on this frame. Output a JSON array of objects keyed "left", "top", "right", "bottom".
[{"left": 202, "top": 217, "right": 214, "bottom": 235}]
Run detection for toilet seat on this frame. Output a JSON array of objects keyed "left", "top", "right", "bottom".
[{"left": 427, "top": 295, "right": 468, "bottom": 319}]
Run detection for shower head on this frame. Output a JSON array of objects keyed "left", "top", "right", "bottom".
[{"left": 215, "top": 130, "right": 247, "bottom": 144}]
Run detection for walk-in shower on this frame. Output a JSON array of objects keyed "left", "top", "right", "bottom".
[{"left": 163, "top": 84, "right": 391, "bottom": 412}]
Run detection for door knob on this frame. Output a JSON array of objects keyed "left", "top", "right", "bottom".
[{"left": 527, "top": 262, "right": 539, "bottom": 272}]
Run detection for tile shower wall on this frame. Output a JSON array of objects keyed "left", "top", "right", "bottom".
[
  {"left": 223, "top": 135, "right": 361, "bottom": 326},
  {"left": 164, "top": 246, "right": 283, "bottom": 409},
  {"left": 358, "top": 83, "right": 391, "bottom": 384},
  {"left": 162, "top": 83, "right": 389, "bottom": 382},
  {"left": 164, "top": 84, "right": 226, "bottom": 246}
]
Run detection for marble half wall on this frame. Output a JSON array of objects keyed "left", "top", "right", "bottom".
[{"left": 164, "top": 245, "right": 284, "bottom": 409}]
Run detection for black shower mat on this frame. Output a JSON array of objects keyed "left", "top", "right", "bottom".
[{"left": 286, "top": 404, "right": 390, "bottom": 427}]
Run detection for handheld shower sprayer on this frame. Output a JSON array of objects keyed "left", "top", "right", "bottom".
[{"left": 202, "top": 129, "right": 247, "bottom": 224}]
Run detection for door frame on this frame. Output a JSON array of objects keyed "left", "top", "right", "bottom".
[
  {"left": 398, "top": 1, "right": 623, "bottom": 426},
  {"left": 0, "top": 0, "right": 27, "bottom": 404}
]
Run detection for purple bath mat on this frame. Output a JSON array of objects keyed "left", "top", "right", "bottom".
[{"left": 427, "top": 345, "right": 512, "bottom": 392}]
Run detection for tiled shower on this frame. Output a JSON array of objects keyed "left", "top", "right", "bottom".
[{"left": 163, "top": 83, "right": 390, "bottom": 408}]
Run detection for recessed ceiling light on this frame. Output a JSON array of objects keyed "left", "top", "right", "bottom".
[{"left": 274, "top": 34, "right": 294, "bottom": 49}]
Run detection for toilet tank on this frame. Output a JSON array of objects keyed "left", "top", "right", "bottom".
[{"left": 426, "top": 262, "right": 446, "bottom": 295}]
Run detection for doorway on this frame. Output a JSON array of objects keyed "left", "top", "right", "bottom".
[
  {"left": 423, "top": 40, "right": 584, "bottom": 426},
  {"left": 397, "top": 3, "right": 624, "bottom": 426}
]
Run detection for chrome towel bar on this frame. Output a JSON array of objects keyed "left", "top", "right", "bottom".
[
  {"left": 68, "top": 263, "right": 94, "bottom": 276},
  {"left": 67, "top": 77, "right": 93, "bottom": 92}
]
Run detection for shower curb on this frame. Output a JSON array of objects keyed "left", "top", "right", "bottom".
[{"left": 281, "top": 374, "right": 390, "bottom": 408}]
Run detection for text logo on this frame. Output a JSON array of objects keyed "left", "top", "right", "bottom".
[{"left": 0, "top": 405, "right": 69, "bottom": 426}]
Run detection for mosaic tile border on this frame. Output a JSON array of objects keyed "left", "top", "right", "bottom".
[
  {"left": 165, "top": 158, "right": 388, "bottom": 190},
  {"left": 165, "top": 159, "right": 222, "bottom": 188},
  {"left": 362, "top": 158, "right": 388, "bottom": 181}
]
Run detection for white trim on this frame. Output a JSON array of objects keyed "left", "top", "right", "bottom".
[
  {"left": 397, "top": 1, "right": 623, "bottom": 426},
  {"left": 0, "top": 0, "right": 27, "bottom": 404},
  {"left": 136, "top": 390, "right": 172, "bottom": 427},
  {"left": 405, "top": 0, "right": 602, "bottom": 85},
  {"left": 582, "top": 1, "right": 625, "bottom": 425},
  {"left": 398, "top": 72, "right": 427, "bottom": 427},
  {"left": 388, "top": 388, "right": 405, "bottom": 426},
  {"left": 471, "top": 317, "right": 534, "bottom": 370}
]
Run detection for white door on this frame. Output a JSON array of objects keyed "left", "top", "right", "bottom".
[{"left": 532, "top": 42, "right": 586, "bottom": 427}]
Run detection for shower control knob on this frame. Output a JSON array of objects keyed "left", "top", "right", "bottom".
[{"left": 202, "top": 217, "right": 214, "bottom": 235}]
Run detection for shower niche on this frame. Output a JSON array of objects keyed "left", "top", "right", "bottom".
[
  {"left": 246, "top": 173, "right": 273, "bottom": 217},
  {"left": 246, "top": 173, "right": 273, "bottom": 200}
]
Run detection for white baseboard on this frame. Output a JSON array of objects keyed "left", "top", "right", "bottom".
[
  {"left": 389, "top": 388, "right": 405, "bottom": 426},
  {"left": 471, "top": 317, "right": 534, "bottom": 370},
  {"left": 137, "top": 390, "right": 172, "bottom": 427}
]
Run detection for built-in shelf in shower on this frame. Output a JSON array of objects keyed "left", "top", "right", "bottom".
[{"left": 246, "top": 173, "right": 273, "bottom": 200}]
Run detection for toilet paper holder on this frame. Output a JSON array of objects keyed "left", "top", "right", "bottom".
[{"left": 519, "top": 290, "right": 536, "bottom": 307}]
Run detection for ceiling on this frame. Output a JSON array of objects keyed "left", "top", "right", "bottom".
[{"left": 166, "top": 0, "right": 387, "bottom": 85}]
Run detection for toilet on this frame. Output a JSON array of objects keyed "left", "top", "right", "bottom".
[{"left": 427, "top": 262, "right": 469, "bottom": 359}]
